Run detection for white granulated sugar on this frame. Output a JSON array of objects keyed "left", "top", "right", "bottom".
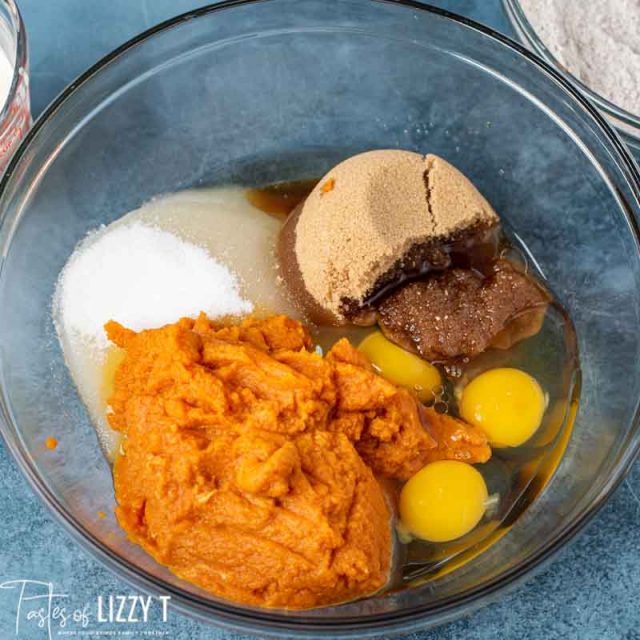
[
  {"left": 520, "top": 0, "right": 640, "bottom": 116},
  {"left": 55, "top": 222, "right": 252, "bottom": 350}
]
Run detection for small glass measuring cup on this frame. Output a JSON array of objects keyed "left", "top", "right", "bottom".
[{"left": 0, "top": 0, "right": 29, "bottom": 173}]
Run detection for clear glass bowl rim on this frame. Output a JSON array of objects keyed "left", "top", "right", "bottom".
[
  {"left": 0, "top": 0, "right": 27, "bottom": 124},
  {"left": 0, "top": 0, "right": 640, "bottom": 636},
  {"left": 502, "top": 0, "right": 640, "bottom": 147}
]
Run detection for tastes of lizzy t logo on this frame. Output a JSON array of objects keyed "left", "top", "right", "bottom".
[{"left": 0, "top": 579, "right": 170, "bottom": 639}]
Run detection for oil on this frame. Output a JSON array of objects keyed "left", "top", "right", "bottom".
[{"left": 245, "top": 179, "right": 317, "bottom": 219}]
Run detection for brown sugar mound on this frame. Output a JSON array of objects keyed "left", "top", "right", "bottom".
[
  {"left": 106, "top": 314, "right": 490, "bottom": 609},
  {"left": 378, "top": 260, "right": 550, "bottom": 362},
  {"left": 279, "top": 150, "right": 499, "bottom": 324}
]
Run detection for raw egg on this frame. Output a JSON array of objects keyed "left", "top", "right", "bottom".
[
  {"left": 460, "top": 368, "right": 545, "bottom": 447},
  {"left": 399, "top": 460, "right": 488, "bottom": 542},
  {"left": 358, "top": 331, "right": 441, "bottom": 402}
]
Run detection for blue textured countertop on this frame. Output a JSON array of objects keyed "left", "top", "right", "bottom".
[{"left": 1, "top": 1, "right": 639, "bottom": 639}]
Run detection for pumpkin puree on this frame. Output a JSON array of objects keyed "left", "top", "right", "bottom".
[{"left": 106, "top": 314, "right": 490, "bottom": 609}]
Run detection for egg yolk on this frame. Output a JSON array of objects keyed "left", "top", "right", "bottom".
[
  {"left": 460, "top": 368, "right": 545, "bottom": 447},
  {"left": 399, "top": 460, "right": 488, "bottom": 542},
  {"left": 359, "top": 331, "right": 441, "bottom": 402}
]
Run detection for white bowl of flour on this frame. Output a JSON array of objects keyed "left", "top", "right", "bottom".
[{"left": 503, "top": 0, "right": 640, "bottom": 150}]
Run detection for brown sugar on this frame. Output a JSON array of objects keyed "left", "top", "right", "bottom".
[
  {"left": 279, "top": 150, "right": 499, "bottom": 324},
  {"left": 378, "top": 260, "right": 550, "bottom": 362}
]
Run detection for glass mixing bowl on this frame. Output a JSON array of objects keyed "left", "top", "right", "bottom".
[
  {"left": 502, "top": 0, "right": 640, "bottom": 152},
  {"left": 0, "top": 0, "right": 639, "bottom": 637}
]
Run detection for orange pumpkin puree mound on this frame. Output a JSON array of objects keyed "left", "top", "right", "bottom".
[{"left": 105, "top": 314, "right": 490, "bottom": 609}]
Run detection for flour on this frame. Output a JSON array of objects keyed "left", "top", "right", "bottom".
[{"left": 519, "top": 0, "right": 640, "bottom": 116}]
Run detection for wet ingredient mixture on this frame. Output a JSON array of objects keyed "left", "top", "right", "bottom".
[{"left": 56, "top": 148, "right": 579, "bottom": 610}]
